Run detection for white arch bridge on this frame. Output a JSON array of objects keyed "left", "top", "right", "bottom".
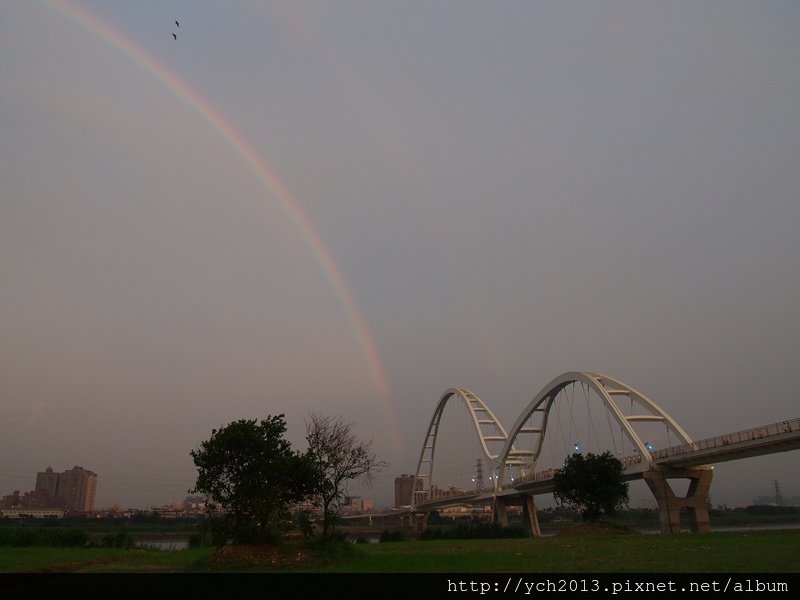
[{"left": 409, "top": 371, "right": 800, "bottom": 535}]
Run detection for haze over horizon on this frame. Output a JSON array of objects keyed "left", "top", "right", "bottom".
[{"left": 2, "top": 1, "right": 798, "bottom": 511}]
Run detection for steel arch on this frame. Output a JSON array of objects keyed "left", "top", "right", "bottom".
[
  {"left": 412, "top": 387, "right": 508, "bottom": 507},
  {"left": 495, "top": 371, "right": 694, "bottom": 490}
]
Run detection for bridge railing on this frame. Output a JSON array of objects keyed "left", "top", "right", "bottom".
[
  {"left": 414, "top": 486, "right": 492, "bottom": 505},
  {"left": 651, "top": 417, "right": 799, "bottom": 461},
  {"left": 508, "top": 454, "right": 643, "bottom": 488},
  {"left": 415, "top": 418, "right": 799, "bottom": 505},
  {"left": 417, "top": 453, "right": 649, "bottom": 503}
]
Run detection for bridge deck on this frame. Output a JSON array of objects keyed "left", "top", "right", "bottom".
[{"left": 413, "top": 417, "right": 800, "bottom": 511}]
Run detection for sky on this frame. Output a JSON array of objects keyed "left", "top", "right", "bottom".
[{"left": 1, "top": 0, "right": 799, "bottom": 511}]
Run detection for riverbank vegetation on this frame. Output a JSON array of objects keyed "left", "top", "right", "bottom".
[
  {"left": 1, "top": 529, "right": 797, "bottom": 573},
  {"left": 1, "top": 504, "right": 798, "bottom": 552},
  {"left": 0, "top": 506, "right": 800, "bottom": 573}
]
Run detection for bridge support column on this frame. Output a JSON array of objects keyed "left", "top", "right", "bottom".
[
  {"left": 494, "top": 496, "right": 541, "bottom": 537},
  {"left": 493, "top": 497, "right": 509, "bottom": 527},
  {"left": 522, "top": 496, "right": 542, "bottom": 538},
  {"left": 643, "top": 467, "right": 713, "bottom": 534},
  {"left": 414, "top": 512, "right": 429, "bottom": 532}
]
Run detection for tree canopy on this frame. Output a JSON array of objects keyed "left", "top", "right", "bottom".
[
  {"left": 190, "top": 415, "right": 317, "bottom": 543},
  {"left": 553, "top": 451, "right": 629, "bottom": 523}
]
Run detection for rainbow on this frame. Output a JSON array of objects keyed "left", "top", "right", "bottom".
[{"left": 41, "top": 1, "right": 395, "bottom": 425}]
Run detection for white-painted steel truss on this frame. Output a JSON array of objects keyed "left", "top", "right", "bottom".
[
  {"left": 413, "top": 387, "right": 513, "bottom": 505},
  {"left": 412, "top": 372, "right": 694, "bottom": 506}
]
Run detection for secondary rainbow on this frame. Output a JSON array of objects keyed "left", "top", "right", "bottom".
[{"left": 42, "top": 1, "right": 393, "bottom": 412}]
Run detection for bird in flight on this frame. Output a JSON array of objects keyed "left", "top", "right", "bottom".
[
  {"left": 175, "top": 20, "right": 180, "bottom": 27},
  {"left": 172, "top": 32, "right": 177, "bottom": 40}
]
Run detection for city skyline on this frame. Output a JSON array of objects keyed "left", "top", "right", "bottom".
[
  {"left": 2, "top": 465, "right": 97, "bottom": 514},
  {"left": 2, "top": 1, "right": 799, "bottom": 511},
  {"left": 2, "top": 441, "right": 796, "bottom": 512}
]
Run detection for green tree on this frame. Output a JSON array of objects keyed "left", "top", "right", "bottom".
[
  {"left": 305, "top": 413, "right": 387, "bottom": 537},
  {"left": 553, "top": 451, "right": 629, "bottom": 523},
  {"left": 190, "top": 415, "right": 316, "bottom": 544}
]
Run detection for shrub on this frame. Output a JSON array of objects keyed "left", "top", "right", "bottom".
[
  {"left": 98, "top": 531, "right": 135, "bottom": 548},
  {"left": 419, "top": 522, "right": 526, "bottom": 540},
  {"left": 188, "top": 532, "right": 213, "bottom": 548},
  {"left": 0, "top": 529, "right": 36, "bottom": 547},
  {"left": 0, "top": 527, "right": 90, "bottom": 547},
  {"left": 49, "top": 528, "right": 90, "bottom": 547},
  {"left": 379, "top": 530, "right": 406, "bottom": 542}
]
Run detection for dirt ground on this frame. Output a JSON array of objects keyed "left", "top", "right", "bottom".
[
  {"left": 207, "top": 523, "right": 629, "bottom": 568},
  {"left": 554, "top": 521, "right": 633, "bottom": 536},
  {"left": 206, "top": 543, "right": 320, "bottom": 569}
]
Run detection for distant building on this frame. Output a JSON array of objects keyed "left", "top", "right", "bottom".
[
  {"left": 35, "top": 467, "right": 60, "bottom": 498},
  {"left": 394, "top": 474, "right": 422, "bottom": 508},
  {"left": 59, "top": 466, "right": 97, "bottom": 513},
  {"left": 1, "top": 491, "right": 21, "bottom": 510},
  {"left": 439, "top": 505, "right": 471, "bottom": 519},
  {"left": 753, "top": 495, "right": 800, "bottom": 507},
  {"left": 0, "top": 508, "right": 64, "bottom": 519},
  {"left": 29, "top": 466, "right": 97, "bottom": 513},
  {"left": 345, "top": 496, "right": 362, "bottom": 514},
  {"left": 291, "top": 499, "right": 321, "bottom": 516},
  {"left": 2, "top": 489, "right": 64, "bottom": 511},
  {"left": 341, "top": 496, "right": 374, "bottom": 514}
]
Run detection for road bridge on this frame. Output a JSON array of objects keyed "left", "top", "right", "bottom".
[{"left": 409, "top": 371, "right": 799, "bottom": 536}]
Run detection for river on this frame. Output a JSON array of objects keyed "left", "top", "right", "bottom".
[{"left": 133, "top": 522, "right": 799, "bottom": 550}]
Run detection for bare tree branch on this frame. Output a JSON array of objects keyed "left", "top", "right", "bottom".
[{"left": 305, "top": 413, "right": 387, "bottom": 537}]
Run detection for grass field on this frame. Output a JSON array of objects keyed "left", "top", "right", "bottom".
[{"left": 1, "top": 529, "right": 798, "bottom": 573}]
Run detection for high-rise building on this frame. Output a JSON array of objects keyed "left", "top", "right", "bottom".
[
  {"left": 35, "top": 467, "right": 60, "bottom": 498},
  {"left": 394, "top": 474, "right": 422, "bottom": 508},
  {"left": 58, "top": 466, "right": 97, "bottom": 513},
  {"left": 32, "top": 466, "right": 97, "bottom": 513}
]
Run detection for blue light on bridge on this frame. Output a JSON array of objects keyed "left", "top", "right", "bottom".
[{"left": 573, "top": 442, "right": 582, "bottom": 453}]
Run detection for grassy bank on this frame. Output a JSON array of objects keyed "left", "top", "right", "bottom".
[
  {"left": 0, "top": 546, "right": 214, "bottom": 573},
  {"left": 306, "top": 530, "right": 800, "bottom": 573},
  {"left": 1, "top": 529, "right": 797, "bottom": 573}
]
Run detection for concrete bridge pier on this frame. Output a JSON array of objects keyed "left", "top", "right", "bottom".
[
  {"left": 521, "top": 496, "right": 542, "bottom": 537},
  {"left": 493, "top": 495, "right": 542, "bottom": 538},
  {"left": 493, "top": 497, "right": 509, "bottom": 527},
  {"left": 398, "top": 511, "right": 429, "bottom": 532},
  {"left": 414, "top": 512, "right": 429, "bottom": 532},
  {"left": 643, "top": 466, "right": 713, "bottom": 534}
]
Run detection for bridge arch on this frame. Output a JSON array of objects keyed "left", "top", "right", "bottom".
[
  {"left": 412, "top": 387, "right": 509, "bottom": 507},
  {"left": 495, "top": 371, "right": 694, "bottom": 489}
]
